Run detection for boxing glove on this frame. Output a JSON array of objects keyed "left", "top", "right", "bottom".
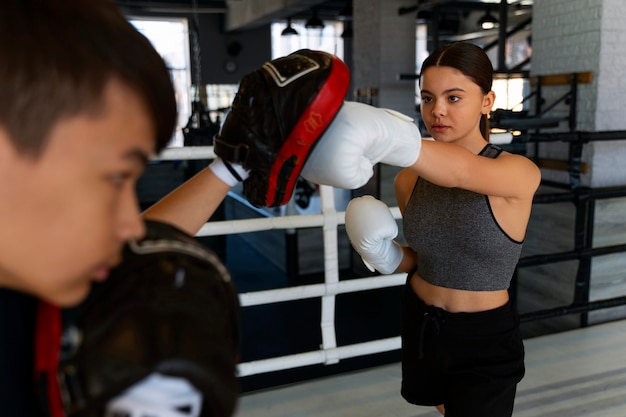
[
  {"left": 301, "top": 101, "right": 422, "bottom": 189},
  {"left": 345, "top": 195, "right": 403, "bottom": 275}
]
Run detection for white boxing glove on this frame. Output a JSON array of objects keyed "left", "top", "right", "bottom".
[
  {"left": 105, "top": 373, "right": 203, "bottom": 417},
  {"left": 345, "top": 195, "right": 403, "bottom": 275},
  {"left": 301, "top": 101, "right": 422, "bottom": 189}
]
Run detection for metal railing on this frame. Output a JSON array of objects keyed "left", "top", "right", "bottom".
[{"left": 157, "top": 134, "right": 626, "bottom": 378}]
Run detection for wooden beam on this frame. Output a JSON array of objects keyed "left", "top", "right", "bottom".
[
  {"left": 531, "top": 71, "right": 593, "bottom": 87},
  {"left": 536, "top": 158, "right": 589, "bottom": 174}
]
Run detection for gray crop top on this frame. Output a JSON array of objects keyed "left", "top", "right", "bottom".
[{"left": 402, "top": 144, "right": 523, "bottom": 291}]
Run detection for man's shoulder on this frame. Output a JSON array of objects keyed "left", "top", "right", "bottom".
[{"left": 0, "top": 289, "right": 40, "bottom": 416}]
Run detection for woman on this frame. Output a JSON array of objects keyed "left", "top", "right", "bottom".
[{"left": 345, "top": 42, "right": 541, "bottom": 416}]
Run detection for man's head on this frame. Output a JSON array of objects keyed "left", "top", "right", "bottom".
[{"left": 0, "top": 0, "right": 178, "bottom": 306}]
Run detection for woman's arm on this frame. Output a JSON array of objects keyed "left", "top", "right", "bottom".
[
  {"left": 142, "top": 166, "right": 231, "bottom": 236},
  {"left": 412, "top": 140, "right": 541, "bottom": 202}
]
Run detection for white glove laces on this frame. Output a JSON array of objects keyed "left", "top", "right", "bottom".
[{"left": 105, "top": 373, "right": 203, "bottom": 417}]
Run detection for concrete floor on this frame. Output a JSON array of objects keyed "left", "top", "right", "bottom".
[{"left": 235, "top": 319, "right": 626, "bottom": 417}]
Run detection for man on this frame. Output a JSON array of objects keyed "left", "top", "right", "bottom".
[
  {"left": 0, "top": 0, "right": 230, "bottom": 414},
  {"left": 0, "top": 0, "right": 424, "bottom": 415}
]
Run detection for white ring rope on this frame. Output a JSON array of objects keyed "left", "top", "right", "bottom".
[
  {"left": 157, "top": 131, "right": 513, "bottom": 162},
  {"left": 153, "top": 146, "right": 406, "bottom": 377},
  {"left": 237, "top": 337, "right": 401, "bottom": 377},
  {"left": 238, "top": 273, "right": 407, "bottom": 306},
  {"left": 157, "top": 146, "right": 216, "bottom": 160}
]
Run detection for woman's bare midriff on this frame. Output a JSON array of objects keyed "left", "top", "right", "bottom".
[{"left": 409, "top": 272, "right": 509, "bottom": 313}]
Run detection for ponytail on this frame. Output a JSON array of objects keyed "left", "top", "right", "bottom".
[{"left": 480, "top": 114, "right": 490, "bottom": 142}]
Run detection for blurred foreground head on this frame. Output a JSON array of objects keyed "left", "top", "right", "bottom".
[{"left": 58, "top": 220, "right": 240, "bottom": 417}]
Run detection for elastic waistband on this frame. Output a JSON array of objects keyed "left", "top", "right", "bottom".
[{"left": 413, "top": 292, "right": 518, "bottom": 334}]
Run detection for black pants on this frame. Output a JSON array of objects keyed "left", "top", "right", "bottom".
[{"left": 400, "top": 282, "right": 525, "bottom": 417}]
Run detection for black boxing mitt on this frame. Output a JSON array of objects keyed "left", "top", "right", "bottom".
[
  {"left": 214, "top": 49, "right": 350, "bottom": 207},
  {"left": 57, "top": 220, "right": 240, "bottom": 417}
]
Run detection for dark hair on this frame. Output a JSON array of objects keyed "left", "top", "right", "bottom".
[
  {"left": 420, "top": 42, "right": 494, "bottom": 140},
  {"left": 0, "top": 0, "right": 177, "bottom": 156}
]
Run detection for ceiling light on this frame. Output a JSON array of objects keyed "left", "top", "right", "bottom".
[
  {"left": 477, "top": 9, "right": 498, "bottom": 30},
  {"left": 281, "top": 17, "right": 298, "bottom": 36},
  {"left": 337, "top": 1, "right": 352, "bottom": 21},
  {"left": 305, "top": 8, "right": 325, "bottom": 29},
  {"left": 416, "top": 10, "right": 432, "bottom": 22}
]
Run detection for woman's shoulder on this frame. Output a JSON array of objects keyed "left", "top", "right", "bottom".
[
  {"left": 487, "top": 149, "right": 542, "bottom": 205},
  {"left": 498, "top": 150, "right": 542, "bottom": 186}
]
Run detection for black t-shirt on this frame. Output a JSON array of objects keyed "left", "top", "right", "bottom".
[{"left": 0, "top": 289, "right": 40, "bottom": 416}]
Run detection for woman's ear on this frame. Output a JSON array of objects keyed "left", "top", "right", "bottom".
[{"left": 482, "top": 90, "right": 496, "bottom": 115}]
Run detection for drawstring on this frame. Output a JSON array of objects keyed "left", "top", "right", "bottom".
[{"left": 417, "top": 305, "right": 444, "bottom": 360}]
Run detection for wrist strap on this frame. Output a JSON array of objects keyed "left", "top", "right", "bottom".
[
  {"left": 224, "top": 160, "right": 245, "bottom": 182},
  {"left": 209, "top": 158, "right": 249, "bottom": 187}
]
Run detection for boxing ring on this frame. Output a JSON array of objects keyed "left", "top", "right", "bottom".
[
  {"left": 159, "top": 146, "right": 406, "bottom": 378},
  {"left": 158, "top": 132, "right": 626, "bottom": 379}
]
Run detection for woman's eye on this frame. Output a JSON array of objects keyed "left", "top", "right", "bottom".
[
  {"left": 449, "top": 96, "right": 460, "bottom": 102},
  {"left": 421, "top": 96, "right": 432, "bottom": 103}
]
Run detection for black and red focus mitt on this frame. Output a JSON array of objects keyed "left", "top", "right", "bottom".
[{"left": 214, "top": 49, "right": 350, "bottom": 207}]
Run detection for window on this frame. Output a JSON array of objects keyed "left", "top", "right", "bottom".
[
  {"left": 204, "top": 84, "right": 239, "bottom": 127},
  {"left": 130, "top": 17, "right": 192, "bottom": 147},
  {"left": 493, "top": 77, "right": 528, "bottom": 112}
]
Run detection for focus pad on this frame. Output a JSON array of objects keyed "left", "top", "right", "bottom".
[
  {"left": 214, "top": 49, "right": 350, "bottom": 207},
  {"left": 58, "top": 220, "right": 240, "bottom": 417}
]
